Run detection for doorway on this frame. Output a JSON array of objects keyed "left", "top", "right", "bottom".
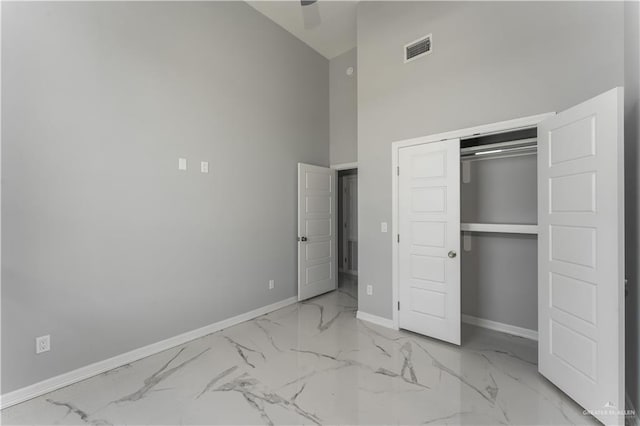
[{"left": 338, "top": 168, "right": 358, "bottom": 296}]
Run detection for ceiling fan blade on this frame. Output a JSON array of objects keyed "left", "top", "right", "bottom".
[{"left": 301, "top": 0, "right": 320, "bottom": 29}]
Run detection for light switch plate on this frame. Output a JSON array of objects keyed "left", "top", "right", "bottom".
[
  {"left": 178, "top": 158, "right": 187, "bottom": 171},
  {"left": 381, "top": 222, "right": 388, "bottom": 233},
  {"left": 201, "top": 161, "right": 209, "bottom": 173}
]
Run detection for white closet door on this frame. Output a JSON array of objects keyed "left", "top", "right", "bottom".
[
  {"left": 398, "top": 139, "right": 461, "bottom": 345},
  {"left": 298, "top": 163, "right": 337, "bottom": 301},
  {"left": 538, "top": 87, "right": 624, "bottom": 426}
]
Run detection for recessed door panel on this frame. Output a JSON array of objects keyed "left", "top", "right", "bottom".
[
  {"left": 306, "top": 262, "right": 332, "bottom": 285},
  {"left": 550, "top": 172, "right": 596, "bottom": 213},
  {"left": 548, "top": 115, "right": 595, "bottom": 165},
  {"left": 549, "top": 225, "right": 596, "bottom": 268},
  {"left": 550, "top": 320, "right": 597, "bottom": 380},
  {"left": 411, "top": 187, "right": 446, "bottom": 213},
  {"left": 409, "top": 288, "right": 446, "bottom": 319},
  {"left": 306, "top": 195, "right": 331, "bottom": 214},
  {"left": 306, "top": 171, "right": 332, "bottom": 191},
  {"left": 410, "top": 255, "right": 446, "bottom": 283},
  {"left": 550, "top": 272, "right": 596, "bottom": 325},
  {"left": 411, "top": 222, "right": 446, "bottom": 248},
  {"left": 411, "top": 151, "right": 447, "bottom": 178},
  {"left": 306, "top": 218, "right": 331, "bottom": 238},
  {"left": 306, "top": 240, "right": 331, "bottom": 261}
]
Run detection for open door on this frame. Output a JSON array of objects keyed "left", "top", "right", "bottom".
[
  {"left": 538, "top": 87, "right": 624, "bottom": 425},
  {"left": 297, "top": 163, "right": 337, "bottom": 301},
  {"left": 398, "top": 139, "right": 461, "bottom": 345}
]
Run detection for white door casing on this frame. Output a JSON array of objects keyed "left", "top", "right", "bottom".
[
  {"left": 298, "top": 163, "right": 337, "bottom": 301},
  {"left": 538, "top": 87, "right": 624, "bottom": 426},
  {"left": 398, "top": 139, "right": 461, "bottom": 345}
]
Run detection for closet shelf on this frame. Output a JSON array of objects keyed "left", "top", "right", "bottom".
[{"left": 460, "top": 223, "right": 538, "bottom": 235}]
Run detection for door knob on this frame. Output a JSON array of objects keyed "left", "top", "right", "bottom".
[
  {"left": 448, "top": 250, "right": 457, "bottom": 258},
  {"left": 299, "top": 236, "right": 308, "bottom": 242}
]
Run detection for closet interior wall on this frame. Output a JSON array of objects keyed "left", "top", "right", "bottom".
[{"left": 460, "top": 132, "right": 539, "bottom": 332}]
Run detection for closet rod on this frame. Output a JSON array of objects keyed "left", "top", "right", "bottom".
[{"left": 460, "top": 137, "right": 537, "bottom": 159}]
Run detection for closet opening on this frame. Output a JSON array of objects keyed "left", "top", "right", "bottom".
[{"left": 460, "top": 127, "right": 539, "bottom": 343}]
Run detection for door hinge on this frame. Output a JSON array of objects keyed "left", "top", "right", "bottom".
[
  {"left": 397, "top": 301, "right": 400, "bottom": 310},
  {"left": 397, "top": 166, "right": 400, "bottom": 176},
  {"left": 397, "top": 234, "right": 400, "bottom": 243},
  {"left": 625, "top": 278, "right": 629, "bottom": 297}
]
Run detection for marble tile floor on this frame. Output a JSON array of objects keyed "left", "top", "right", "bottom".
[{"left": 2, "top": 276, "right": 600, "bottom": 425}]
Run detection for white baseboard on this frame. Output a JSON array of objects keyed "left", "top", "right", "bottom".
[
  {"left": 627, "top": 393, "right": 640, "bottom": 426},
  {"left": 462, "top": 314, "right": 538, "bottom": 341},
  {"left": 356, "top": 310, "right": 396, "bottom": 330},
  {"left": 0, "top": 296, "right": 298, "bottom": 410}
]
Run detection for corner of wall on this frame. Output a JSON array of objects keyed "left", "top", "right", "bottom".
[{"left": 624, "top": 0, "right": 640, "bottom": 413}]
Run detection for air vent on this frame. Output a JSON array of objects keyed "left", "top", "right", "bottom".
[{"left": 404, "top": 34, "right": 432, "bottom": 63}]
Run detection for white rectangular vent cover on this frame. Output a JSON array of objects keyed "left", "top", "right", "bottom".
[{"left": 404, "top": 34, "right": 432, "bottom": 63}]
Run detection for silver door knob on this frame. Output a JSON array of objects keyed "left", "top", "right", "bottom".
[
  {"left": 448, "top": 250, "right": 457, "bottom": 258},
  {"left": 299, "top": 236, "right": 308, "bottom": 242}
]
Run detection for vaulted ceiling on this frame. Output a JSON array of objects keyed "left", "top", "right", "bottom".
[{"left": 246, "top": 1, "right": 358, "bottom": 59}]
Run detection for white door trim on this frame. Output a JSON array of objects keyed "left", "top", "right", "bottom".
[
  {"left": 331, "top": 162, "right": 358, "bottom": 170},
  {"left": 391, "top": 112, "right": 554, "bottom": 330}
]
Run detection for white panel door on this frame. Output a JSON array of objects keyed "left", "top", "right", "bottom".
[
  {"left": 538, "top": 87, "right": 624, "bottom": 426},
  {"left": 298, "top": 163, "right": 337, "bottom": 301},
  {"left": 398, "top": 139, "right": 461, "bottom": 345}
]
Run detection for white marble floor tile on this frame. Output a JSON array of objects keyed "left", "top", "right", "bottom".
[{"left": 1, "top": 275, "right": 602, "bottom": 425}]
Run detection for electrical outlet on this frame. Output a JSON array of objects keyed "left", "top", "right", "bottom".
[
  {"left": 381, "top": 222, "right": 388, "bottom": 233},
  {"left": 178, "top": 158, "right": 187, "bottom": 171},
  {"left": 269, "top": 279, "right": 274, "bottom": 290},
  {"left": 366, "top": 285, "right": 373, "bottom": 296},
  {"left": 200, "top": 161, "right": 209, "bottom": 173},
  {"left": 36, "top": 335, "right": 50, "bottom": 354}
]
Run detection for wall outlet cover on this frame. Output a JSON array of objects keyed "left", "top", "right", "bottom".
[
  {"left": 269, "top": 279, "right": 274, "bottom": 290},
  {"left": 178, "top": 158, "right": 187, "bottom": 171},
  {"left": 366, "top": 285, "right": 373, "bottom": 296}
]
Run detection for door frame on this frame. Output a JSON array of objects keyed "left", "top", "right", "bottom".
[
  {"left": 331, "top": 162, "right": 358, "bottom": 170},
  {"left": 390, "top": 112, "right": 554, "bottom": 330}
]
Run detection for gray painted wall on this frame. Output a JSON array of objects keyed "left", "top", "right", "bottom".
[
  {"left": 624, "top": 0, "right": 640, "bottom": 414},
  {"left": 356, "top": 0, "right": 625, "bottom": 323},
  {"left": 461, "top": 154, "right": 538, "bottom": 330},
  {"left": 330, "top": 48, "right": 357, "bottom": 165},
  {"left": 1, "top": 1, "right": 328, "bottom": 393}
]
